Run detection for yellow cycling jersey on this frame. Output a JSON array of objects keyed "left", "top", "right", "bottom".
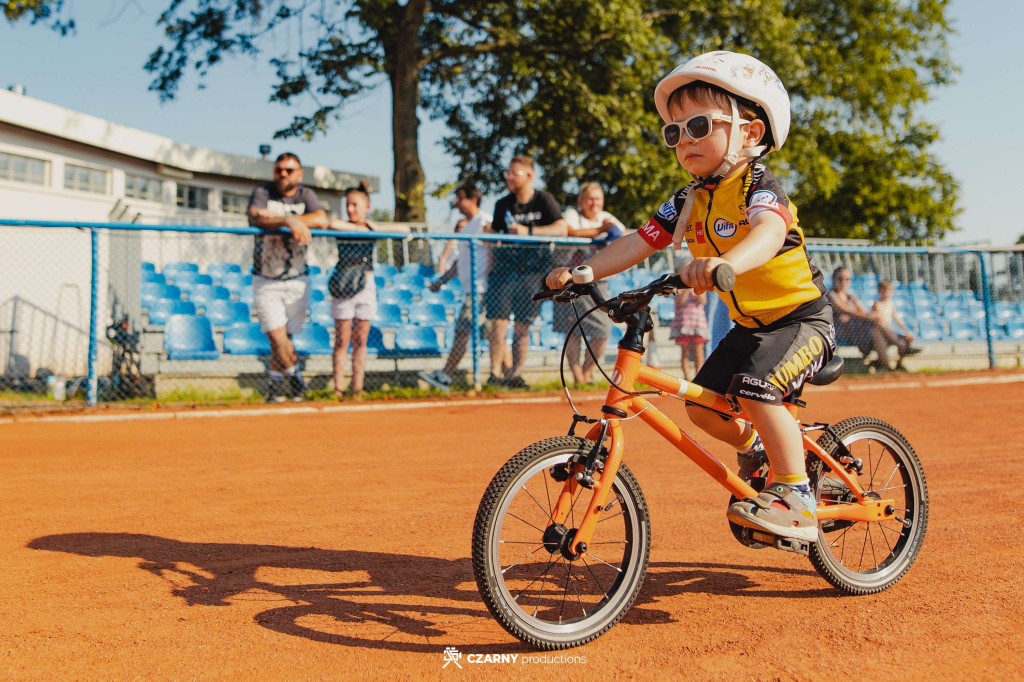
[{"left": 638, "top": 162, "right": 826, "bottom": 327}]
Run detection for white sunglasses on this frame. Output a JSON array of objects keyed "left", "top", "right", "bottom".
[{"left": 661, "top": 113, "right": 749, "bottom": 147}]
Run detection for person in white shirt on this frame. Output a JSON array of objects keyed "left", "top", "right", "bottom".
[
  {"left": 553, "top": 182, "right": 627, "bottom": 384},
  {"left": 419, "top": 184, "right": 496, "bottom": 391},
  {"left": 871, "top": 279, "right": 922, "bottom": 371}
]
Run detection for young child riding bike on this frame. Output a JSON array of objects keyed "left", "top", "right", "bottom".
[{"left": 546, "top": 51, "right": 836, "bottom": 543}]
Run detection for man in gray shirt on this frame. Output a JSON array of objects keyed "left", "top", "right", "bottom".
[{"left": 247, "top": 152, "right": 328, "bottom": 402}]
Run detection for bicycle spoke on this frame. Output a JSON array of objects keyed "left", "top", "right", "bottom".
[
  {"left": 564, "top": 560, "right": 588, "bottom": 620},
  {"left": 507, "top": 511, "right": 546, "bottom": 534},
  {"left": 502, "top": 544, "right": 547, "bottom": 575},
  {"left": 581, "top": 556, "right": 607, "bottom": 596},
  {"left": 558, "top": 561, "right": 571, "bottom": 623},
  {"left": 522, "top": 486, "right": 556, "bottom": 526},
  {"left": 583, "top": 550, "right": 624, "bottom": 573},
  {"left": 597, "top": 509, "right": 625, "bottom": 524}
]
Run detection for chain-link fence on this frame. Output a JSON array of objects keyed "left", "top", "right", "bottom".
[{"left": 1, "top": 220, "right": 1022, "bottom": 409}]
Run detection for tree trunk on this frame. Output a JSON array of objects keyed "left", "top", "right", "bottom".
[{"left": 388, "top": 0, "right": 426, "bottom": 224}]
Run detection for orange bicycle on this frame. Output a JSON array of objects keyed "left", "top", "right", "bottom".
[{"left": 471, "top": 265, "right": 928, "bottom": 649}]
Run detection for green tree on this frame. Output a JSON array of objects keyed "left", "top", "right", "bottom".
[{"left": 7, "top": 0, "right": 958, "bottom": 240}]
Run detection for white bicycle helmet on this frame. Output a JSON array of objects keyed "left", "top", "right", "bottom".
[{"left": 654, "top": 51, "right": 791, "bottom": 178}]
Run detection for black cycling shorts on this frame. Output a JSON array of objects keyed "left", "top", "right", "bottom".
[{"left": 693, "top": 298, "right": 836, "bottom": 405}]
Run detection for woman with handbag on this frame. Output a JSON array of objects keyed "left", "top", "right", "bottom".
[{"left": 328, "top": 183, "right": 408, "bottom": 398}]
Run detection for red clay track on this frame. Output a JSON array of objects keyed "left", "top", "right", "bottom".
[{"left": 3, "top": 371, "right": 1023, "bottom": 679}]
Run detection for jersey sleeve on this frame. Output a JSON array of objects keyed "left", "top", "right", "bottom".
[
  {"left": 744, "top": 166, "right": 793, "bottom": 226},
  {"left": 637, "top": 188, "right": 687, "bottom": 250},
  {"left": 537, "top": 191, "right": 563, "bottom": 228}
]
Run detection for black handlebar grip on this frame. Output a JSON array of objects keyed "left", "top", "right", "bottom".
[
  {"left": 532, "top": 288, "right": 560, "bottom": 302},
  {"left": 712, "top": 264, "right": 735, "bottom": 292}
]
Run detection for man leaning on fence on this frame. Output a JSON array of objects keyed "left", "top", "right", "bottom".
[
  {"left": 247, "top": 152, "right": 328, "bottom": 402},
  {"left": 484, "top": 155, "right": 567, "bottom": 389}
]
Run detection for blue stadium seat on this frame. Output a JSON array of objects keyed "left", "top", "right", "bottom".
[
  {"left": 188, "top": 284, "right": 232, "bottom": 311},
  {"left": 223, "top": 322, "right": 271, "bottom": 355},
  {"left": 204, "top": 300, "right": 251, "bottom": 327},
  {"left": 141, "top": 261, "right": 157, "bottom": 273},
  {"left": 539, "top": 328, "right": 566, "bottom": 350},
  {"left": 162, "top": 261, "right": 200, "bottom": 276},
  {"left": 1006, "top": 320, "right": 1024, "bottom": 340},
  {"left": 310, "top": 300, "right": 334, "bottom": 327},
  {"left": 309, "top": 288, "right": 326, "bottom": 303},
  {"left": 169, "top": 271, "right": 214, "bottom": 290},
  {"left": 947, "top": 319, "right": 977, "bottom": 341},
  {"left": 366, "top": 326, "right": 387, "bottom": 357},
  {"left": 402, "top": 262, "right": 436, "bottom": 278},
  {"left": 540, "top": 300, "right": 554, "bottom": 323},
  {"left": 237, "top": 286, "right": 254, "bottom": 305},
  {"left": 917, "top": 319, "right": 943, "bottom": 342},
  {"left": 393, "top": 273, "right": 428, "bottom": 290},
  {"left": 607, "top": 325, "right": 624, "bottom": 347},
  {"left": 206, "top": 262, "right": 243, "bottom": 281},
  {"left": 390, "top": 325, "right": 442, "bottom": 355},
  {"left": 306, "top": 264, "right": 323, "bottom": 276},
  {"left": 141, "top": 283, "right": 182, "bottom": 310},
  {"left": 148, "top": 298, "right": 196, "bottom": 326},
  {"left": 374, "top": 264, "right": 399, "bottom": 279},
  {"left": 379, "top": 288, "right": 415, "bottom": 307},
  {"left": 292, "top": 323, "right": 333, "bottom": 355},
  {"left": 376, "top": 303, "right": 405, "bottom": 328},
  {"left": 657, "top": 299, "right": 675, "bottom": 324},
  {"left": 420, "top": 288, "right": 460, "bottom": 306},
  {"left": 163, "top": 314, "right": 221, "bottom": 360},
  {"left": 220, "top": 272, "right": 253, "bottom": 292},
  {"left": 407, "top": 302, "right": 448, "bottom": 326},
  {"left": 141, "top": 270, "right": 165, "bottom": 286}
]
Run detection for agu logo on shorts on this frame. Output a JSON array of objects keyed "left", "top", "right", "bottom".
[{"left": 713, "top": 218, "right": 736, "bottom": 238}]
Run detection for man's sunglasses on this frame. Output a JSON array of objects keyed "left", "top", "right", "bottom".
[
  {"left": 274, "top": 167, "right": 299, "bottom": 175},
  {"left": 661, "top": 113, "right": 749, "bottom": 148}
]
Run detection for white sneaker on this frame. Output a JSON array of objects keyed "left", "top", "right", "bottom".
[{"left": 418, "top": 370, "right": 452, "bottom": 392}]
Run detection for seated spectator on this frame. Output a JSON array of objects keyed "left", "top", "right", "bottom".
[
  {"left": 827, "top": 266, "right": 874, "bottom": 356},
  {"left": 871, "top": 279, "right": 922, "bottom": 371}
]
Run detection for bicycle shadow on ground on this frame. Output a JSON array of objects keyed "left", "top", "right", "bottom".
[
  {"left": 27, "top": 532, "right": 518, "bottom": 653},
  {"left": 622, "top": 560, "right": 836, "bottom": 625}
]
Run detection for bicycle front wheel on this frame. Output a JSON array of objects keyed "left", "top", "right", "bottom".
[
  {"left": 472, "top": 436, "right": 651, "bottom": 649},
  {"left": 808, "top": 417, "right": 928, "bottom": 594}
]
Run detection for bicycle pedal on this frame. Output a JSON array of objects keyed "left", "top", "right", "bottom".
[{"left": 747, "top": 529, "right": 811, "bottom": 556}]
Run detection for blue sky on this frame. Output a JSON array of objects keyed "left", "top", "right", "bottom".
[{"left": 0, "top": 1, "right": 1019, "bottom": 245}]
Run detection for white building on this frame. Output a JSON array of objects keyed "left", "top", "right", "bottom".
[{"left": 0, "top": 87, "right": 377, "bottom": 383}]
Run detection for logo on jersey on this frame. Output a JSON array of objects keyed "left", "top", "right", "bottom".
[
  {"left": 694, "top": 221, "right": 706, "bottom": 244},
  {"left": 656, "top": 200, "right": 678, "bottom": 222},
  {"left": 713, "top": 218, "right": 737, "bottom": 238},
  {"left": 749, "top": 190, "right": 778, "bottom": 209}
]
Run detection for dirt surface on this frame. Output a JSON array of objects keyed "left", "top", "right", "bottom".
[{"left": 3, "top": 371, "right": 1023, "bottom": 680}]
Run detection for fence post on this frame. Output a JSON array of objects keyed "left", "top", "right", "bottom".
[
  {"left": 87, "top": 227, "right": 99, "bottom": 406},
  {"left": 469, "top": 236, "right": 480, "bottom": 390},
  {"left": 977, "top": 250, "right": 996, "bottom": 369}
]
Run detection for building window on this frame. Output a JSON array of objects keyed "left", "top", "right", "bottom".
[
  {"left": 221, "top": 191, "right": 249, "bottom": 215},
  {"left": 125, "top": 174, "right": 162, "bottom": 202},
  {"left": 64, "top": 163, "right": 109, "bottom": 194},
  {"left": 176, "top": 184, "right": 210, "bottom": 211},
  {"left": 0, "top": 151, "right": 47, "bottom": 186}
]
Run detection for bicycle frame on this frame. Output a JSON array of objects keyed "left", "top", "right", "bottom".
[{"left": 550, "top": 314, "right": 898, "bottom": 556}]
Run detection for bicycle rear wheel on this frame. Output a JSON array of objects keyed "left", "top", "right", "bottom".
[
  {"left": 808, "top": 417, "right": 928, "bottom": 594},
  {"left": 472, "top": 436, "right": 650, "bottom": 649}
]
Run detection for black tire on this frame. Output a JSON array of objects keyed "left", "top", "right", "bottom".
[
  {"left": 808, "top": 417, "right": 928, "bottom": 594},
  {"left": 472, "top": 436, "right": 651, "bottom": 649}
]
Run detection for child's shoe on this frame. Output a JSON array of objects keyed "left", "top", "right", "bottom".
[
  {"left": 726, "top": 482, "right": 817, "bottom": 542},
  {"left": 418, "top": 369, "right": 452, "bottom": 392}
]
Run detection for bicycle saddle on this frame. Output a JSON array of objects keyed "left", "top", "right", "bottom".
[{"left": 808, "top": 356, "right": 844, "bottom": 386}]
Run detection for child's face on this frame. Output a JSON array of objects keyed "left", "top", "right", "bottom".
[
  {"left": 346, "top": 193, "right": 370, "bottom": 223},
  {"left": 666, "top": 93, "right": 761, "bottom": 179},
  {"left": 878, "top": 286, "right": 893, "bottom": 301}
]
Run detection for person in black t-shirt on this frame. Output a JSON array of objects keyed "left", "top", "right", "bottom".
[{"left": 484, "top": 155, "right": 567, "bottom": 388}]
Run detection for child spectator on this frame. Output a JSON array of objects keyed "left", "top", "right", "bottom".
[
  {"left": 871, "top": 279, "right": 921, "bottom": 371},
  {"left": 669, "top": 260, "right": 710, "bottom": 381}
]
